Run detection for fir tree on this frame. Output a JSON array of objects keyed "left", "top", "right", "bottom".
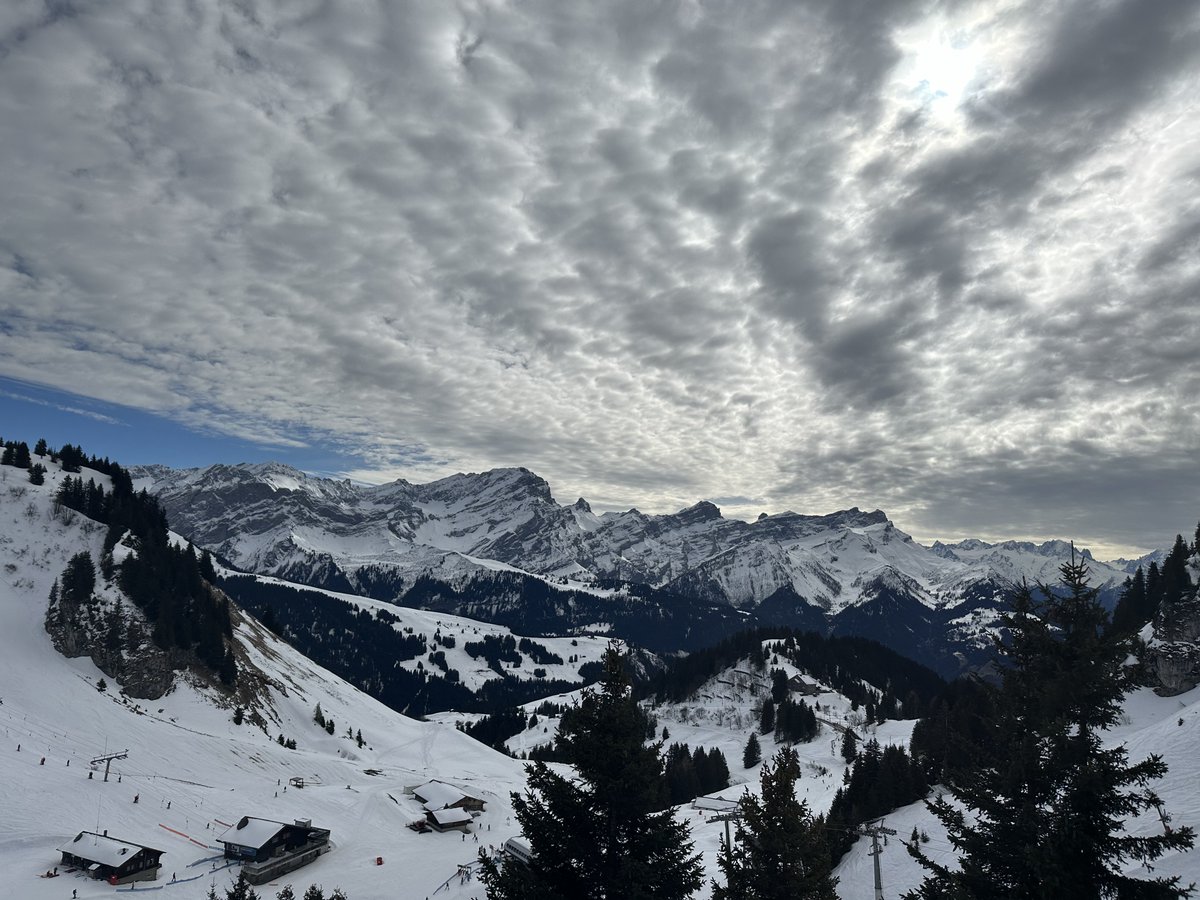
[
  {"left": 1110, "top": 566, "right": 1149, "bottom": 635},
  {"left": 225, "top": 871, "right": 260, "bottom": 900},
  {"left": 714, "top": 747, "right": 838, "bottom": 900},
  {"left": 478, "top": 643, "right": 702, "bottom": 900},
  {"left": 743, "top": 733, "right": 761, "bottom": 769},
  {"left": 760, "top": 698, "right": 776, "bottom": 735},
  {"left": 906, "top": 558, "right": 1195, "bottom": 898},
  {"left": 840, "top": 729, "right": 857, "bottom": 763},
  {"left": 1157, "top": 535, "right": 1195, "bottom": 641}
]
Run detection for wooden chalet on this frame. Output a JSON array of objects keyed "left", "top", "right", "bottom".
[
  {"left": 58, "top": 831, "right": 164, "bottom": 885},
  {"left": 412, "top": 780, "right": 485, "bottom": 813},
  {"left": 788, "top": 674, "right": 822, "bottom": 696},
  {"left": 217, "top": 816, "right": 331, "bottom": 885},
  {"left": 425, "top": 806, "right": 473, "bottom": 833}
]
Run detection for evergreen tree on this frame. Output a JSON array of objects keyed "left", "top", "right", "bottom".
[
  {"left": 743, "top": 733, "right": 761, "bottom": 769},
  {"left": 760, "top": 698, "right": 776, "bottom": 735},
  {"left": 479, "top": 643, "right": 702, "bottom": 900},
  {"left": 1110, "top": 566, "right": 1149, "bottom": 635},
  {"left": 34, "top": 437, "right": 48, "bottom": 457},
  {"left": 771, "top": 668, "right": 789, "bottom": 704},
  {"left": 840, "top": 729, "right": 857, "bottom": 763},
  {"left": 225, "top": 870, "right": 260, "bottom": 900},
  {"left": 28, "top": 463, "right": 46, "bottom": 485},
  {"left": 714, "top": 747, "right": 838, "bottom": 900},
  {"left": 61, "top": 551, "right": 96, "bottom": 606},
  {"left": 1157, "top": 535, "right": 1195, "bottom": 641},
  {"left": 906, "top": 559, "right": 1195, "bottom": 898},
  {"left": 12, "top": 441, "right": 31, "bottom": 468}
]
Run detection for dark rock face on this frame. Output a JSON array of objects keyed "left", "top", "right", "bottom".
[
  {"left": 1148, "top": 595, "right": 1200, "bottom": 696},
  {"left": 45, "top": 599, "right": 174, "bottom": 699}
]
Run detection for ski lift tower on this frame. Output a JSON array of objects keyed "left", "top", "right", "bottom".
[
  {"left": 857, "top": 819, "right": 897, "bottom": 900},
  {"left": 707, "top": 808, "right": 744, "bottom": 855},
  {"left": 90, "top": 749, "right": 128, "bottom": 782}
]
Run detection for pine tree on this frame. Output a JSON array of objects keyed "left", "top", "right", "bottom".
[
  {"left": 714, "top": 747, "right": 838, "bottom": 900},
  {"left": 743, "top": 733, "right": 761, "bottom": 769},
  {"left": 225, "top": 871, "right": 260, "bottom": 900},
  {"left": 1110, "top": 566, "right": 1149, "bottom": 635},
  {"left": 1157, "top": 535, "right": 1195, "bottom": 641},
  {"left": 760, "top": 698, "right": 776, "bottom": 735},
  {"left": 906, "top": 559, "right": 1195, "bottom": 898},
  {"left": 478, "top": 643, "right": 702, "bottom": 900},
  {"left": 840, "top": 729, "right": 857, "bottom": 763}
]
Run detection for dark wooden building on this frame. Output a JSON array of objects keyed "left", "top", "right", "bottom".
[
  {"left": 217, "top": 817, "right": 331, "bottom": 885},
  {"left": 57, "top": 831, "right": 164, "bottom": 885}
]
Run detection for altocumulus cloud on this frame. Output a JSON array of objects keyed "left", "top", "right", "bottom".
[{"left": 1, "top": 0, "right": 1198, "bottom": 557}]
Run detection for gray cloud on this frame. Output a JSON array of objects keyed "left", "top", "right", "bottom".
[{"left": 1, "top": 0, "right": 1198, "bottom": 557}]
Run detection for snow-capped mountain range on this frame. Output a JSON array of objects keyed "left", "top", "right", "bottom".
[{"left": 132, "top": 463, "right": 1143, "bottom": 675}]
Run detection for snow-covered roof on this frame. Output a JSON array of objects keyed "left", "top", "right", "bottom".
[
  {"left": 58, "top": 831, "right": 161, "bottom": 867},
  {"left": 414, "top": 780, "right": 471, "bottom": 810},
  {"left": 428, "top": 807, "right": 472, "bottom": 827},
  {"left": 217, "top": 817, "right": 288, "bottom": 850}
]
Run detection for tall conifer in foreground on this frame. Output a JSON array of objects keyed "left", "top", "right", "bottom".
[
  {"left": 479, "top": 643, "right": 702, "bottom": 900},
  {"left": 907, "top": 557, "right": 1195, "bottom": 898},
  {"left": 714, "top": 746, "right": 838, "bottom": 900}
]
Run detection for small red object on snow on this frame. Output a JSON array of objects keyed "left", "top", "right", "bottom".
[{"left": 376, "top": 856, "right": 384, "bottom": 866}]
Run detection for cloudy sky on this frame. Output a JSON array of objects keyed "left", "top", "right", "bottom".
[{"left": 1, "top": 0, "right": 1198, "bottom": 558}]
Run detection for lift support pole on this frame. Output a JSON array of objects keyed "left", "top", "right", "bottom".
[
  {"left": 857, "top": 819, "right": 897, "bottom": 899},
  {"left": 89, "top": 749, "right": 129, "bottom": 782}
]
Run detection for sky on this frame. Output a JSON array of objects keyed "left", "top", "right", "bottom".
[{"left": 1, "top": 0, "right": 1198, "bottom": 560}]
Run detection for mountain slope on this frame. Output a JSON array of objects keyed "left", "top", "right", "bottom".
[{"left": 134, "top": 462, "right": 1138, "bottom": 675}]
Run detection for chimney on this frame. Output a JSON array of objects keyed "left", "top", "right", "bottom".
[{"left": 295, "top": 819, "right": 311, "bottom": 828}]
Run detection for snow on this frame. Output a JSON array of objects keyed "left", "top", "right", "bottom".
[
  {"left": 57, "top": 831, "right": 162, "bottom": 867},
  {"left": 215, "top": 819, "right": 290, "bottom": 851},
  {"left": 4, "top": 460, "right": 1197, "bottom": 899},
  {"left": 413, "top": 781, "right": 473, "bottom": 811},
  {"left": 0, "top": 462, "right": 537, "bottom": 900}
]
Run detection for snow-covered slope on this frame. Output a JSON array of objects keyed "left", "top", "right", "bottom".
[
  {"left": 832, "top": 685, "right": 1200, "bottom": 895},
  {"left": 4, "top": 460, "right": 1194, "bottom": 900}
]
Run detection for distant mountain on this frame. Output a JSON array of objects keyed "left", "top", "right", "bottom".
[{"left": 133, "top": 462, "right": 1142, "bottom": 675}]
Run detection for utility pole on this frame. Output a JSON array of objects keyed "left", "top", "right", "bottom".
[
  {"left": 90, "top": 749, "right": 128, "bottom": 782},
  {"left": 857, "top": 819, "right": 897, "bottom": 900}
]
